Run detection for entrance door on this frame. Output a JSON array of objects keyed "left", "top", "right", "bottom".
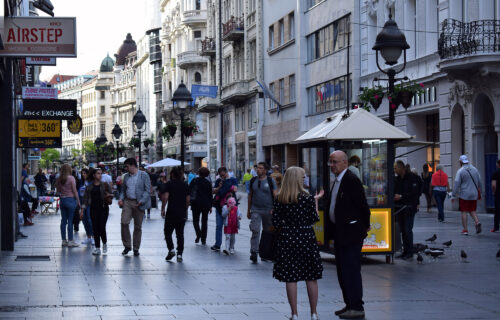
[{"left": 485, "top": 154, "right": 497, "bottom": 209}]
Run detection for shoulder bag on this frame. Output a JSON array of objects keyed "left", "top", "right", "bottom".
[{"left": 466, "top": 169, "right": 481, "bottom": 200}]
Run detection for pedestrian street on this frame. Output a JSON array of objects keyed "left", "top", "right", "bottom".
[{"left": 0, "top": 191, "right": 499, "bottom": 319}]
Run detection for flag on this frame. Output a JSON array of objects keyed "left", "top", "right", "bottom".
[{"left": 256, "top": 80, "right": 283, "bottom": 116}]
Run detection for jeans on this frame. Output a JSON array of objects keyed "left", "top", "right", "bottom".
[
  {"left": 433, "top": 190, "right": 447, "bottom": 221},
  {"left": 245, "top": 181, "right": 250, "bottom": 193},
  {"left": 81, "top": 206, "right": 93, "bottom": 237},
  {"left": 214, "top": 208, "right": 223, "bottom": 247},
  {"left": 60, "top": 197, "right": 77, "bottom": 241},
  {"left": 396, "top": 207, "right": 416, "bottom": 255}
]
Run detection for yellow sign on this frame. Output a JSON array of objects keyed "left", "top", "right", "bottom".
[
  {"left": 362, "top": 208, "right": 392, "bottom": 253},
  {"left": 18, "top": 119, "right": 61, "bottom": 138},
  {"left": 313, "top": 210, "right": 325, "bottom": 246}
]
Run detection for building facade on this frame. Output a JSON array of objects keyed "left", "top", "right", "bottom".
[{"left": 359, "top": 0, "right": 500, "bottom": 211}]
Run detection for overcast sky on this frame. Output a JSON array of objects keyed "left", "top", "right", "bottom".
[{"left": 39, "top": 0, "right": 146, "bottom": 81}]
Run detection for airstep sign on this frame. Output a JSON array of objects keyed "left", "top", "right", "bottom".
[{"left": 22, "top": 99, "right": 76, "bottom": 119}]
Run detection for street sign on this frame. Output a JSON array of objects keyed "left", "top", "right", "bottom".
[
  {"left": 27, "top": 156, "right": 41, "bottom": 161},
  {"left": 22, "top": 87, "right": 58, "bottom": 99},
  {"left": 17, "top": 119, "right": 62, "bottom": 148},
  {"left": 22, "top": 99, "right": 76, "bottom": 119},
  {"left": 26, "top": 57, "right": 56, "bottom": 65},
  {"left": 0, "top": 17, "right": 77, "bottom": 57}
]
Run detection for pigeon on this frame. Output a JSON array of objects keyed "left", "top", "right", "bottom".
[
  {"left": 426, "top": 234, "right": 437, "bottom": 242},
  {"left": 442, "top": 240, "right": 452, "bottom": 247},
  {"left": 460, "top": 250, "right": 467, "bottom": 261},
  {"left": 417, "top": 253, "right": 423, "bottom": 263},
  {"left": 424, "top": 248, "right": 431, "bottom": 256},
  {"left": 496, "top": 249, "right": 500, "bottom": 259},
  {"left": 429, "top": 250, "right": 444, "bottom": 258}
]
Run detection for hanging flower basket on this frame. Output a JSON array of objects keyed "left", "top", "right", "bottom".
[
  {"left": 369, "top": 93, "right": 384, "bottom": 111},
  {"left": 182, "top": 126, "right": 194, "bottom": 137},
  {"left": 359, "top": 86, "right": 385, "bottom": 111},
  {"left": 398, "top": 90, "right": 414, "bottom": 109},
  {"left": 129, "top": 137, "right": 140, "bottom": 148},
  {"left": 181, "top": 119, "right": 199, "bottom": 137},
  {"left": 167, "top": 124, "right": 177, "bottom": 137}
]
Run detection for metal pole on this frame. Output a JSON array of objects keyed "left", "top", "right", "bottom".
[
  {"left": 346, "top": 45, "right": 350, "bottom": 116},
  {"left": 116, "top": 141, "right": 120, "bottom": 178},
  {"left": 388, "top": 69, "right": 396, "bottom": 125},
  {"left": 219, "top": 0, "right": 224, "bottom": 168},
  {"left": 138, "top": 132, "right": 142, "bottom": 166},
  {"left": 181, "top": 112, "right": 185, "bottom": 174}
]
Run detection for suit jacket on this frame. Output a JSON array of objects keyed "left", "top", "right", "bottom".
[
  {"left": 120, "top": 170, "right": 151, "bottom": 210},
  {"left": 326, "top": 169, "right": 371, "bottom": 246}
]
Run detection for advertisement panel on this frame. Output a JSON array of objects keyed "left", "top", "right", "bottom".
[
  {"left": 362, "top": 208, "right": 392, "bottom": 253},
  {"left": 0, "top": 17, "right": 76, "bottom": 57},
  {"left": 313, "top": 210, "right": 325, "bottom": 246},
  {"left": 22, "top": 87, "right": 58, "bottom": 99},
  {"left": 26, "top": 57, "right": 57, "bottom": 65},
  {"left": 17, "top": 119, "right": 62, "bottom": 148},
  {"left": 21, "top": 99, "right": 76, "bottom": 119}
]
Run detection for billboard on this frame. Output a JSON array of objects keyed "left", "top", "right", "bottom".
[
  {"left": 17, "top": 119, "right": 62, "bottom": 148},
  {"left": 362, "top": 208, "right": 392, "bottom": 253},
  {"left": 0, "top": 17, "right": 76, "bottom": 57}
]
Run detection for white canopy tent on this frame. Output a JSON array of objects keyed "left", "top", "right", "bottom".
[
  {"left": 146, "top": 158, "right": 190, "bottom": 168},
  {"left": 293, "top": 108, "right": 412, "bottom": 143}
]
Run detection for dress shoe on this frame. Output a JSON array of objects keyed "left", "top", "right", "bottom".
[
  {"left": 122, "top": 247, "right": 131, "bottom": 255},
  {"left": 17, "top": 232, "right": 28, "bottom": 238},
  {"left": 335, "top": 306, "right": 348, "bottom": 315},
  {"left": 250, "top": 252, "right": 258, "bottom": 263},
  {"left": 195, "top": 236, "right": 200, "bottom": 243},
  {"left": 339, "top": 309, "right": 365, "bottom": 319}
]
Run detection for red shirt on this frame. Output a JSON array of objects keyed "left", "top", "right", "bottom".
[{"left": 431, "top": 170, "right": 448, "bottom": 187}]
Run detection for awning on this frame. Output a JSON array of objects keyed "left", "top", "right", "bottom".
[
  {"left": 146, "top": 158, "right": 190, "bottom": 168},
  {"left": 293, "top": 108, "right": 412, "bottom": 144}
]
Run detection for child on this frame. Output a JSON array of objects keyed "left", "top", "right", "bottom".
[{"left": 221, "top": 197, "right": 241, "bottom": 255}]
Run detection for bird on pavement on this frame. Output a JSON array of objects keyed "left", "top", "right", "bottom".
[
  {"left": 417, "top": 253, "right": 423, "bottom": 263},
  {"left": 442, "top": 240, "right": 452, "bottom": 247},
  {"left": 460, "top": 250, "right": 467, "bottom": 262},
  {"left": 429, "top": 250, "right": 444, "bottom": 258},
  {"left": 496, "top": 249, "right": 500, "bottom": 259},
  {"left": 426, "top": 234, "right": 437, "bottom": 242}
]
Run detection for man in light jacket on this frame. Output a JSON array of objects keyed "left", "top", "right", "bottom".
[
  {"left": 452, "top": 155, "right": 482, "bottom": 235},
  {"left": 118, "top": 158, "right": 151, "bottom": 256}
]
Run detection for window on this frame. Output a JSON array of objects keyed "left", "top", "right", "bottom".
[
  {"left": 224, "top": 56, "right": 231, "bottom": 85},
  {"left": 196, "top": 0, "right": 201, "bottom": 10},
  {"left": 249, "top": 0, "right": 256, "bottom": 12},
  {"left": 269, "top": 25, "right": 274, "bottom": 49},
  {"left": 100, "top": 91, "right": 105, "bottom": 99},
  {"left": 194, "top": 72, "right": 202, "bottom": 83},
  {"left": 307, "top": 15, "right": 351, "bottom": 62},
  {"left": 289, "top": 74, "right": 295, "bottom": 103},
  {"left": 279, "top": 79, "right": 284, "bottom": 104},
  {"left": 249, "top": 40, "right": 256, "bottom": 77},
  {"left": 279, "top": 19, "right": 284, "bottom": 45},
  {"left": 241, "top": 109, "right": 245, "bottom": 131},
  {"left": 100, "top": 123, "right": 105, "bottom": 135},
  {"left": 248, "top": 102, "right": 256, "bottom": 129},
  {"left": 235, "top": 109, "right": 240, "bottom": 132},
  {"left": 288, "top": 12, "right": 295, "bottom": 40},
  {"left": 308, "top": 75, "right": 348, "bottom": 114},
  {"left": 307, "top": 0, "right": 324, "bottom": 9},
  {"left": 194, "top": 30, "right": 202, "bottom": 38},
  {"left": 269, "top": 83, "right": 275, "bottom": 109},
  {"left": 100, "top": 105, "right": 105, "bottom": 114}
]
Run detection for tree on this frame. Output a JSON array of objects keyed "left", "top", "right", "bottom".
[{"left": 40, "top": 149, "right": 60, "bottom": 169}]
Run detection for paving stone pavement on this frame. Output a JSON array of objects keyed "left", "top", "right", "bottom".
[{"left": 1, "top": 191, "right": 499, "bottom": 319}]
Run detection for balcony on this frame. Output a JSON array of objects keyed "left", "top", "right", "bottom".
[
  {"left": 438, "top": 19, "right": 500, "bottom": 78},
  {"left": 176, "top": 51, "right": 206, "bottom": 69},
  {"left": 223, "top": 16, "right": 244, "bottom": 42},
  {"left": 181, "top": 10, "right": 207, "bottom": 26},
  {"left": 221, "top": 80, "right": 254, "bottom": 104},
  {"left": 197, "top": 96, "right": 221, "bottom": 112},
  {"left": 200, "top": 38, "right": 216, "bottom": 56}
]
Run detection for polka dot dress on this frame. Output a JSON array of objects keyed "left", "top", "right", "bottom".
[{"left": 272, "top": 193, "right": 323, "bottom": 282}]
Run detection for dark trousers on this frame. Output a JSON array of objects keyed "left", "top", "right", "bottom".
[
  {"left": 192, "top": 205, "right": 209, "bottom": 242},
  {"left": 164, "top": 219, "right": 185, "bottom": 255},
  {"left": 397, "top": 208, "right": 416, "bottom": 255},
  {"left": 433, "top": 190, "right": 447, "bottom": 221},
  {"left": 494, "top": 199, "right": 500, "bottom": 230},
  {"left": 90, "top": 206, "right": 109, "bottom": 248},
  {"left": 334, "top": 240, "right": 364, "bottom": 311},
  {"left": 21, "top": 201, "right": 31, "bottom": 223}
]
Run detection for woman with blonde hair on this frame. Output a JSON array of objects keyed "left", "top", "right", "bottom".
[
  {"left": 56, "top": 164, "right": 81, "bottom": 247},
  {"left": 272, "top": 166, "right": 324, "bottom": 320}
]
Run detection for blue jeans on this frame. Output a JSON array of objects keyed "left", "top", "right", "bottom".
[
  {"left": 60, "top": 197, "right": 77, "bottom": 241},
  {"left": 433, "top": 190, "right": 447, "bottom": 221},
  {"left": 82, "top": 206, "right": 93, "bottom": 237},
  {"left": 245, "top": 181, "right": 250, "bottom": 193},
  {"left": 214, "top": 208, "right": 223, "bottom": 247}
]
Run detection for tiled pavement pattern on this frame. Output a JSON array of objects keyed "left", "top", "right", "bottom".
[{"left": 1, "top": 191, "right": 499, "bottom": 319}]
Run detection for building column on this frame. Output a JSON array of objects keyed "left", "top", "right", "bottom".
[{"left": 471, "top": 125, "right": 488, "bottom": 211}]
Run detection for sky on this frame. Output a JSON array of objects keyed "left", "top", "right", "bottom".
[{"left": 39, "top": 0, "right": 147, "bottom": 81}]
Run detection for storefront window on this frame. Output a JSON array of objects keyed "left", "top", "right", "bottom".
[
  {"left": 236, "top": 142, "right": 245, "bottom": 181},
  {"left": 359, "top": 140, "right": 387, "bottom": 206},
  {"left": 210, "top": 147, "right": 217, "bottom": 172},
  {"left": 248, "top": 137, "right": 256, "bottom": 168}
]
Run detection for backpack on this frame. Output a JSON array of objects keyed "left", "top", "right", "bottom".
[{"left": 249, "top": 176, "right": 275, "bottom": 202}]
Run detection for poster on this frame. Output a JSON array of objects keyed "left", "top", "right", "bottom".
[
  {"left": 362, "top": 208, "right": 392, "bottom": 253},
  {"left": 313, "top": 210, "right": 325, "bottom": 246}
]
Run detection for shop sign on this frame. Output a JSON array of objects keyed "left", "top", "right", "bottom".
[
  {"left": 22, "top": 87, "right": 58, "bottom": 99},
  {"left": 362, "top": 208, "right": 392, "bottom": 253},
  {"left": 21, "top": 99, "right": 76, "bottom": 119},
  {"left": 0, "top": 17, "right": 77, "bottom": 57},
  {"left": 67, "top": 115, "right": 82, "bottom": 134},
  {"left": 26, "top": 57, "right": 56, "bottom": 65},
  {"left": 17, "top": 118, "right": 62, "bottom": 148}
]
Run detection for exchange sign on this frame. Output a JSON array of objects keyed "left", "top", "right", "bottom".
[
  {"left": 17, "top": 119, "right": 62, "bottom": 148},
  {"left": 22, "top": 99, "right": 76, "bottom": 119}
]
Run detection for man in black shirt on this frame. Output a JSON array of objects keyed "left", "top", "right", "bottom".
[
  {"left": 490, "top": 160, "right": 500, "bottom": 232},
  {"left": 394, "top": 160, "right": 420, "bottom": 259}
]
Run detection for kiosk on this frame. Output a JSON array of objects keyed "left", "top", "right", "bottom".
[{"left": 293, "top": 108, "right": 411, "bottom": 263}]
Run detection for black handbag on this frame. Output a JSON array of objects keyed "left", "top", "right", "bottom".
[
  {"left": 259, "top": 230, "right": 279, "bottom": 261},
  {"left": 151, "top": 195, "right": 157, "bottom": 208}
]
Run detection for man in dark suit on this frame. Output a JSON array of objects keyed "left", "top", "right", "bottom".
[{"left": 327, "top": 151, "right": 371, "bottom": 319}]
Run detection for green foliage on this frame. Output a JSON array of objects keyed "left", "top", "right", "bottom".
[
  {"left": 40, "top": 149, "right": 60, "bottom": 169},
  {"left": 129, "top": 137, "right": 140, "bottom": 148}
]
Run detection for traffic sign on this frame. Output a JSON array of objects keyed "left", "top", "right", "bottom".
[{"left": 21, "top": 99, "right": 76, "bottom": 119}]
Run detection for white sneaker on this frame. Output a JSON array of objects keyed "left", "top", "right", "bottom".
[
  {"left": 81, "top": 238, "right": 92, "bottom": 245},
  {"left": 102, "top": 244, "right": 107, "bottom": 254},
  {"left": 290, "top": 315, "right": 298, "bottom": 320},
  {"left": 177, "top": 255, "right": 183, "bottom": 262},
  {"left": 92, "top": 248, "right": 101, "bottom": 255},
  {"left": 61, "top": 240, "right": 68, "bottom": 247},
  {"left": 67, "top": 240, "right": 79, "bottom": 247},
  {"left": 311, "top": 313, "right": 319, "bottom": 320},
  {"left": 229, "top": 249, "right": 235, "bottom": 255}
]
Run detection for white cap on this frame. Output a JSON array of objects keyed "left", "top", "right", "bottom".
[{"left": 459, "top": 155, "right": 469, "bottom": 164}]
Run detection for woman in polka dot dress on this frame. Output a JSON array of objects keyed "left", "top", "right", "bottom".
[{"left": 272, "top": 166, "right": 324, "bottom": 320}]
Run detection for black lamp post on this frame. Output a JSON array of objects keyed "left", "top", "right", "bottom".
[
  {"left": 372, "top": 14, "right": 410, "bottom": 125},
  {"left": 171, "top": 80, "right": 193, "bottom": 174},
  {"left": 132, "top": 109, "right": 147, "bottom": 166},
  {"left": 112, "top": 123, "right": 123, "bottom": 179},
  {"left": 94, "top": 133, "right": 108, "bottom": 164}
]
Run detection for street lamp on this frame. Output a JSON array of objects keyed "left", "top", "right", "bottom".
[
  {"left": 112, "top": 123, "right": 123, "bottom": 179},
  {"left": 94, "top": 133, "right": 107, "bottom": 164},
  {"left": 132, "top": 109, "right": 147, "bottom": 166},
  {"left": 171, "top": 80, "right": 193, "bottom": 174},
  {"left": 372, "top": 14, "right": 410, "bottom": 125}
]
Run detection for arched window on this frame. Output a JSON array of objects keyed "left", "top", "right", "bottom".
[{"left": 194, "top": 72, "right": 202, "bottom": 84}]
